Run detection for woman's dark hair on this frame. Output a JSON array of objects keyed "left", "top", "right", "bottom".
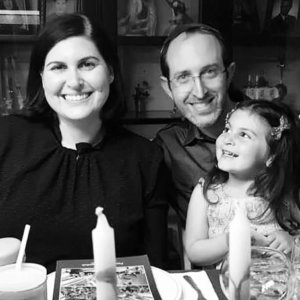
[
  {"left": 24, "top": 13, "right": 125, "bottom": 125},
  {"left": 203, "top": 99, "right": 300, "bottom": 230},
  {"left": 160, "top": 23, "right": 233, "bottom": 79}
]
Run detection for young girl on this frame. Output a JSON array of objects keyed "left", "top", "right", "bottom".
[{"left": 185, "top": 99, "right": 300, "bottom": 266}]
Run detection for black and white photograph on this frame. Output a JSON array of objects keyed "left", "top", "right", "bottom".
[
  {"left": 52, "top": 256, "right": 160, "bottom": 300},
  {"left": 0, "top": 0, "right": 39, "bottom": 35},
  {"left": 45, "top": 0, "right": 82, "bottom": 22},
  {"left": 232, "top": 0, "right": 260, "bottom": 36},
  {"left": 117, "top": 0, "right": 200, "bottom": 36},
  {"left": 265, "top": 0, "right": 299, "bottom": 36},
  {"left": 232, "top": 0, "right": 271, "bottom": 40},
  {"left": 57, "top": 265, "right": 155, "bottom": 300},
  {"left": 2, "top": 2, "right": 300, "bottom": 300}
]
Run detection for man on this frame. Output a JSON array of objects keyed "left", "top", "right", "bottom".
[
  {"left": 155, "top": 24, "right": 237, "bottom": 227},
  {"left": 155, "top": 24, "right": 296, "bottom": 263},
  {"left": 270, "top": 0, "right": 296, "bottom": 36}
]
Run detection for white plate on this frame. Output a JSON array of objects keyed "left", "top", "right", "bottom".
[
  {"left": 47, "top": 266, "right": 182, "bottom": 300},
  {"left": 152, "top": 266, "right": 182, "bottom": 300}
]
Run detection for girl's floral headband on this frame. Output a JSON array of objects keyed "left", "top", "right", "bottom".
[
  {"left": 224, "top": 108, "right": 290, "bottom": 140},
  {"left": 270, "top": 115, "right": 290, "bottom": 140}
]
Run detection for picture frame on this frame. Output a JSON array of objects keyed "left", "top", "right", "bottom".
[
  {"left": 44, "top": 0, "right": 82, "bottom": 23},
  {"left": 232, "top": 0, "right": 269, "bottom": 42},
  {"left": 0, "top": 0, "right": 40, "bottom": 35},
  {"left": 117, "top": 0, "right": 201, "bottom": 37},
  {"left": 264, "top": 0, "right": 300, "bottom": 38}
]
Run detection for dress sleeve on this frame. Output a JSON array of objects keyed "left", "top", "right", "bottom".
[
  {"left": 153, "top": 133, "right": 183, "bottom": 227},
  {"left": 142, "top": 143, "right": 168, "bottom": 269}
]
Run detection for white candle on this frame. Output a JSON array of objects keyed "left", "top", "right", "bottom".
[
  {"left": 229, "top": 207, "right": 251, "bottom": 300},
  {"left": 92, "top": 207, "right": 117, "bottom": 300}
]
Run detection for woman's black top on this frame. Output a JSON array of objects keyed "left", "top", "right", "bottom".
[{"left": 0, "top": 115, "right": 168, "bottom": 273}]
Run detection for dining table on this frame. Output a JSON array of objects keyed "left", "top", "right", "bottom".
[
  {"left": 47, "top": 267, "right": 228, "bottom": 300},
  {"left": 169, "top": 268, "right": 227, "bottom": 300}
]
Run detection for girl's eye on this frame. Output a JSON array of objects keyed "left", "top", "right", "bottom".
[
  {"left": 79, "top": 60, "right": 96, "bottom": 70},
  {"left": 240, "top": 132, "right": 250, "bottom": 139},
  {"left": 222, "top": 126, "right": 229, "bottom": 133}
]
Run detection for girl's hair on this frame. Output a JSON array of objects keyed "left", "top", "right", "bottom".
[
  {"left": 203, "top": 99, "right": 300, "bottom": 230},
  {"left": 23, "top": 13, "right": 125, "bottom": 125}
]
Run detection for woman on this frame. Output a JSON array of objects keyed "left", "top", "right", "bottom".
[{"left": 0, "top": 14, "right": 168, "bottom": 273}]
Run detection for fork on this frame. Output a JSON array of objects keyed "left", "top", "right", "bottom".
[{"left": 183, "top": 275, "right": 207, "bottom": 300}]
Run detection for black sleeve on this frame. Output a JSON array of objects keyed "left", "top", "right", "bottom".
[{"left": 142, "top": 143, "right": 169, "bottom": 269}]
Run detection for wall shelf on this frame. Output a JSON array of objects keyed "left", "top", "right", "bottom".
[
  {"left": 122, "top": 110, "right": 182, "bottom": 125},
  {"left": 0, "top": 35, "right": 37, "bottom": 42},
  {"left": 118, "top": 36, "right": 166, "bottom": 46}
]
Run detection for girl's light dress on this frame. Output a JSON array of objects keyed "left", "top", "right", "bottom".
[{"left": 204, "top": 182, "right": 282, "bottom": 238}]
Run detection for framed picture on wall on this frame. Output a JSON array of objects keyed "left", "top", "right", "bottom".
[
  {"left": 232, "top": 0, "right": 269, "bottom": 42},
  {"left": 264, "top": 0, "right": 300, "bottom": 38},
  {"left": 264, "top": 0, "right": 299, "bottom": 35},
  {"left": 117, "top": 0, "right": 201, "bottom": 36},
  {"left": 0, "top": 0, "right": 40, "bottom": 35},
  {"left": 44, "top": 0, "right": 82, "bottom": 23}
]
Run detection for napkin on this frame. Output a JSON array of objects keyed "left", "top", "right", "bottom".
[{"left": 170, "top": 271, "right": 219, "bottom": 300}]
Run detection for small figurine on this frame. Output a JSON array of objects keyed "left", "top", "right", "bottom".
[{"left": 132, "top": 80, "right": 150, "bottom": 113}]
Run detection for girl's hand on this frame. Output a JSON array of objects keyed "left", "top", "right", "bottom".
[
  {"left": 266, "top": 230, "right": 293, "bottom": 254},
  {"left": 251, "top": 230, "right": 269, "bottom": 247}
]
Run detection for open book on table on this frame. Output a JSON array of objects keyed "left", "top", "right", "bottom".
[{"left": 52, "top": 254, "right": 162, "bottom": 300}]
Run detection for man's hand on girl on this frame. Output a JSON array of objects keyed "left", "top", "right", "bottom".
[
  {"left": 251, "top": 230, "right": 269, "bottom": 247},
  {"left": 266, "top": 230, "right": 293, "bottom": 254}
]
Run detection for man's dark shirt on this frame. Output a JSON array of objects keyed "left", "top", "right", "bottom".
[{"left": 155, "top": 120, "right": 216, "bottom": 227}]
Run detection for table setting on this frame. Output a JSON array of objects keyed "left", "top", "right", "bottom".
[
  {"left": 45, "top": 207, "right": 226, "bottom": 300},
  {"left": 1, "top": 207, "right": 300, "bottom": 300},
  {"left": 46, "top": 266, "right": 225, "bottom": 300}
]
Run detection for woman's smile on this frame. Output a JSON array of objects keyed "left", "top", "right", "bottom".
[
  {"left": 41, "top": 36, "right": 113, "bottom": 123},
  {"left": 62, "top": 93, "right": 92, "bottom": 102}
]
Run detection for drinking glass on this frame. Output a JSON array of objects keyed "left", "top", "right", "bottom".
[
  {"left": 0, "top": 263, "right": 47, "bottom": 300},
  {"left": 289, "top": 234, "right": 300, "bottom": 299},
  {"left": 220, "top": 246, "right": 291, "bottom": 299}
]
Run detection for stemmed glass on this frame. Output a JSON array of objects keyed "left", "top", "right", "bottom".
[
  {"left": 288, "top": 234, "right": 300, "bottom": 299},
  {"left": 219, "top": 246, "right": 291, "bottom": 299}
]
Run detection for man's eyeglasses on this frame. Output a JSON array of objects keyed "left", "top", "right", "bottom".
[{"left": 169, "top": 66, "right": 226, "bottom": 89}]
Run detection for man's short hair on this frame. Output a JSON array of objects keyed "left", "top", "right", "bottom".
[{"left": 160, "top": 23, "right": 233, "bottom": 79}]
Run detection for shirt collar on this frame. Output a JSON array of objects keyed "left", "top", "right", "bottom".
[{"left": 183, "top": 122, "right": 216, "bottom": 146}]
